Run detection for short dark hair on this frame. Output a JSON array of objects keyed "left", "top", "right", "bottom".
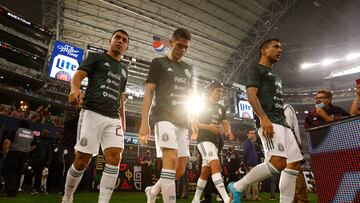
[
  {"left": 317, "top": 90, "right": 332, "bottom": 100},
  {"left": 18, "top": 120, "right": 30, "bottom": 129},
  {"left": 247, "top": 128, "right": 255, "bottom": 134},
  {"left": 112, "top": 29, "right": 129, "bottom": 43},
  {"left": 258, "top": 38, "right": 280, "bottom": 55},
  {"left": 172, "top": 28, "right": 191, "bottom": 41}
]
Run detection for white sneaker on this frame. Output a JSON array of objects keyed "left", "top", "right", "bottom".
[{"left": 145, "top": 186, "right": 156, "bottom": 203}]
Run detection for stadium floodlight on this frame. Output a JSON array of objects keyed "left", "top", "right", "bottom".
[
  {"left": 325, "top": 65, "right": 360, "bottom": 78},
  {"left": 345, "top": 53, "right": 360, "bottom": 60},
  {"left": 321, "top": 58, "right": 339, "bottom": 66},
  {"left": 187, "top": 96, "right": 204, "bottom": 114},
  {"left": 301, "top": 63, "right": 319, "bottom": 69}
]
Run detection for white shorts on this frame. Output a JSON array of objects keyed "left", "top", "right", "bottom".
[
  {"left": 197, "top": 141, "right": 219, "bottom": 167},
  {"left": 154, "top": 121, "right": 190, "bottom": 158},
  {"left": 258, "top": 123, "right": 303, "bottom": 164},
  {"left": 75, "top": 109, "right": 124, "bottom": 155}
]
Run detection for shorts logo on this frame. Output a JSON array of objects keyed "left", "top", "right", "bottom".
[
  {"left": 162, "top": 133, "right": 169, "bottom": 141},
  {"left": 208, "top": 151, "right": 213, "bottom": 156},
  {"left": 116, "top": 127, "right": 123, "bottom": 136},
  {"left": 278, "top": 143, "right": 284, "bottom": 151},
  {"left": 80, "top": 137, "right": 88, "bottom": 146}
]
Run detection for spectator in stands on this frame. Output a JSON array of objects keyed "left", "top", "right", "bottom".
[
  {"left": 31, "top": 105, "right": 45, "bottom": 123},
  {"left": 29, "top": 129, "right": 52, "bottom": 194},
  {"left": 10, "top": 107, "right": 25, "bottom": 119},
  {"left": 243, "top": 129, "right": 261, "bottom": 201},
  {"left": 5, "top": 106, "right": 14, "bottom": 116},
  {"left": 304, "top": 90, "right": 349, "bottom": 128},
  {"left": 225, "top": 145, "right": 240, "bottom": 184},
  {"left": 47, "top": 131, "right": 65, "bottom": 194},
  {"left": 2, "top": 120, "right": 35, "bottom": 196},
  {"left": 141, "top": 149, "right": 154, "bottom": 191},
  {"left": 0, "top": 104, "right": 7, "bottom": 115},
  {"left": 350, "top": 79, "right": 360, "bottom": 115}
]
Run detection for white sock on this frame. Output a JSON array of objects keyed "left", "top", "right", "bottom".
[
  {"left": 149, "top": 168, "right": 174, "bottom": 198},
  {"left": 98, "top": 164, "right": 119, "bottom": 203},
  {"left": 159, "top": 169, "right": 176, "bottom": 203},
  {"left": 234, "top": 162, "right": 279, "bottom": 192},
  {"left": 193, "top": 178, "right": 207, "bottom": 202},
  {"left": 279, "top": 168, "right": 298, "bottom": 203},
  {"left": 212, "top": 173, "right": 229, "bottom": 203},
  {"left": 149, "top": 179, "right": 161, "bottom": 197},
  {"left": 63, "top": 164, "right": 85, "bottom": 202}
]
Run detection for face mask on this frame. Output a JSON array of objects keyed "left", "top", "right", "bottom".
[{"left": 316, "top": 102, "right": 325, "bottom": 109}]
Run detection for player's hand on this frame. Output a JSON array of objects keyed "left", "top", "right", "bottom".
[
  {"left": 139, "top": 123, "right": 150, "bottom": 145},
  {"left": 260, "top": 116, "right": 274, "bottom": 138},
  {"left": 68, "top": 89, "right": 83, "bottom": 106},
  {"left": 209, "top": 124, "right": 221, "bottom": 135},
  {"left": 190, "top": 132, "right": 198, "bottom": 141}
]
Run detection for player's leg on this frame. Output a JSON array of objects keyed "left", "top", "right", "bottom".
[
  {"left": 192, "top": 142, "right": 211, "bottom": 203},
  {"left": 98, "top": 117, "right": 125, "bottom": 203},
  {"left": 62, "top": 110, "right": 102, "bottom": 203},
  {"left": 146, "top": 122, "right": 178, "bottom": 203},
  {"left": 229, "top": 124, "right": 288, "bottom": 203},
  {"left": 279, "top": 127, "right": 304, "bottom": 203},
  {"left": 203, "top": 142, "right": 229, "bottom": 203}
]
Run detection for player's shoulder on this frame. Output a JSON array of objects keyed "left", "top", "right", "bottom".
[
  {"left": 86, "top": 52, "right": 107, "bottom": 61},
  {"left": 180, "top": 60, "right": 192, "bottom": 70}
]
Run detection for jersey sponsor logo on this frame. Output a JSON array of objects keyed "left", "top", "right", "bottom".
[
  {"left": 278, "top": 143, "right": 284, "bottom": 151},
  {"left": 121, "top": 69, "right": 127, "bottom": 78},
  {"left": 275, "top": 79, "right": 282, "bottom": 89},
  {"left": 184, "top": 69, "right": 191, "bottom": 78},
  {"left": 80, "top": 137, "right": 88, "bottom": 146},
  {"left": 162, "top": 133, "right": 169, "bottom": 141},
  {"left": 104, "top": 62, "right": 110, "bottom": 67},
  {"left": 167, "top": 67, "right": 173, "bottom": 72}
]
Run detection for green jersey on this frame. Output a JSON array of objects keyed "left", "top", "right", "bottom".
[
  {"left": 245, "top": 64, "right": 288, "bottom": 128},
  {"left": 146, "top": 56, "right": 193, "bottom": 128},
  {"left": 78, "top": 52, "right": 127, "bottom": 118},
  {"left": 197, "top": 100, "right": 226, "bottom": 148}
]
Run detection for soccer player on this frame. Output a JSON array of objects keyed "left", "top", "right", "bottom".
[
  {"left": 62, "top": 29, "right": 129, "bottom": 203},
  {"left": 139, "top": 28, "right": 193, "bottom": 203},
  {"left": 227, "top": 39, "right": 303, "bottom": 203},
  {"left": 190, "top": 80, "right": 234, "bottom": 203}
]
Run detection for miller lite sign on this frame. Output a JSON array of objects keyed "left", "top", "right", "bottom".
[
  {"left": 238, "top": 100, "right": 254, "bottom": 119},
  {"left": 48, "top": 41, "right": 84, "bottom": 82},
  {"left": 236, "top": 91, "right": 254, "bottom": 119}
]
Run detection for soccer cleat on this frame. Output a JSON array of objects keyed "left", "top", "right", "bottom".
[
  {"left": 145, "top": 186, "right": 156, "bottom": 203},
  {"left": 227, "top": 182, "right": 242, "bottom": 203}
]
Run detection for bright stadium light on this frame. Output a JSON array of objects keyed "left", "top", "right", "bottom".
[
  {"left": 300, "top": 63, "right": 320, "bottom": 69},
  {"left": 345, "top": 52, "right": 360, "bottom": 60},
  {"left": 325, "top": 65, "right": 360, "bottom": 78},
  {"left": 187, "top": 96, "right": 204, "bottom": 114},
  {"left": 321, "top": 58, "right": 339, "bottom": 66}
]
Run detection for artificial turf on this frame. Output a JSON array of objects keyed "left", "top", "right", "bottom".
[{"left": 0, "top": 191, "right": 318, "bottom": 203}]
